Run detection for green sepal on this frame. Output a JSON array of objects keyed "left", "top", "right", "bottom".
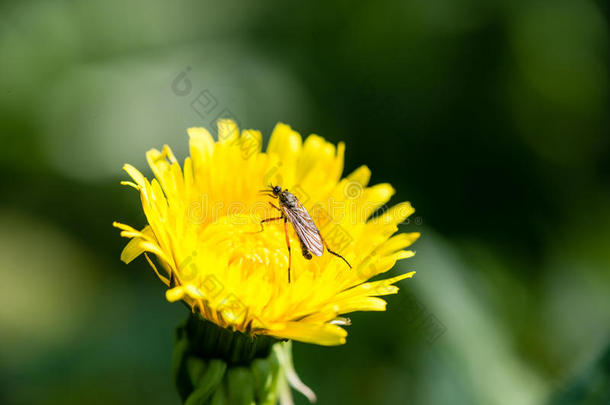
[
  {"left": 186, "top": 356, "right": 207, "bottom": 387},
  {"left": 173, "top": 331, "right": 193, "bottom": 402},
  {"left": 250, "top": 352, "right": 281, "bottom": 405},
  {"left": 263, "top": 349, "right": 281, "bottom": 405},
  {"left": 208, "top": 382, "right": 228, "bottom": 405},
  {"left": 173, "top": 312, "right": 299, "bottom": 404},
  {"left": 184, "top": 313, "right": 279, "bottom": 365},
  {"left": 227, "top": 366, "right": 255, "bottom": 405},
  {"left": 184, "top": 359, "right": 227, "bottom": 405},
  {"left": 251, "top": 358, "right": 272, "bottom": 402}
]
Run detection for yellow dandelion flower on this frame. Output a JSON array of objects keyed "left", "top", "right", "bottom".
[{"left": 114, "top": 120, "right": 418, "bottom": 346}]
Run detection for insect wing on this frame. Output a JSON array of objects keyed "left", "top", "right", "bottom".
[{"left": 282, "top": 201, "right": 324, "bottom": 256}]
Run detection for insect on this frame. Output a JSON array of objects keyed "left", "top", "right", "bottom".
[{"left": 256, "top": 185, "right": 351, "bottom": 283}]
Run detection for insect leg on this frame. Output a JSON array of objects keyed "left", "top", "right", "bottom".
[
  {"left": 268, "top": 202, "right": 281, "bottom": 211},
  {"left": 284, "top": 217, "right": 292, "bottom": 283},
  {"left": 251, "top": 216, "right": 283, "bottom": 233},
  {"left": 319, "top": 232, "right": 352, "bottom": 269}
]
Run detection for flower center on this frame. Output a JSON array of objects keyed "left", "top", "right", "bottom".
[{"left": 197, "top": 215, "right": 289, "bottom": 278}]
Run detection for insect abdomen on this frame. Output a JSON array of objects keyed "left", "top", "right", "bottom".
[{"left": 300, "top": 240, "right": 313, "bottom": 260}]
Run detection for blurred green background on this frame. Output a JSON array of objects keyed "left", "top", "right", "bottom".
[{"left": 1, "top": 0, "right": 608, "bottom": 404}]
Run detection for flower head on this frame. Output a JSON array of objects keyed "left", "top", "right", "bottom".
[{"left": 114, "top": 120, "right": 418, "bottom": 346}]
